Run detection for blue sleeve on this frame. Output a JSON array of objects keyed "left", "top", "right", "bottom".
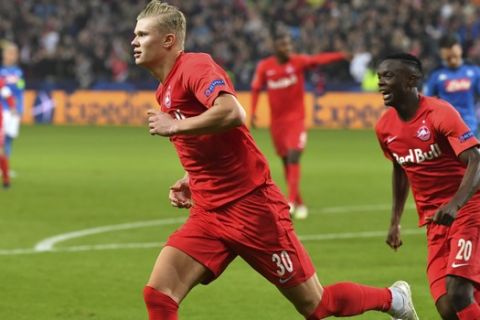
[{"left": 423, "top": 72, "right": 438, "bottom": 97}]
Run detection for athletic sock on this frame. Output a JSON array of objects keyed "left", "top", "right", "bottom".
[
  {"left": 287, "top": 163, "right": 300, "bottom": 203},
  {"left": 307, "top": 282, "right": 391, "bottom": 319},
  {"left": 456, "top": 302, "right": 480, "bottom": 320},
  {"left": 0, "top": 155, "right": 10, "bottom": 185},
  {"left": 143, "top": 286, "right": 178, "bottom": 320}
]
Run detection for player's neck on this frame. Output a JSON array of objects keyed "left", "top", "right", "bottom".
[
  {"left": 396, "top": 93, "right": 420, "bottom": 121},
  {"left": 150, "top": 50, "right": 183, "bottom": 83}
]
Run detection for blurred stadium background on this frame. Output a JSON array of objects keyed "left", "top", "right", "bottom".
[{"left": 1, "top": 0, "right": 480, "bottom": 319}]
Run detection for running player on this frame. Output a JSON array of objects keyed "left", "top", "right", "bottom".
[
  {"left": 132, "top": 2, "right": 418, "bottom": 320},
  {"left": 376, "top": 52, "right": 480, "bottom": 320}
]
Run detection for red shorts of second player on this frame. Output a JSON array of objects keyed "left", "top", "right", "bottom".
[
  {"left": 165, "top": 182, "right": 316, "bottom": 288},
  {"left": 270, "top": 121, "right": 307, "bottom": 157},
  {"left": 426, "top": 204, "right": 480, "bottom": 302}
]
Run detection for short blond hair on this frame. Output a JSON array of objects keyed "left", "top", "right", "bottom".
[{"left": 137, "top": 1, "right": 186, "bottom": 48}]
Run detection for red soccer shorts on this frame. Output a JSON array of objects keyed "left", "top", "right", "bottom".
[
  {"left": 270, "top": 121, "right": 307, "bottom": 157},
  {"left": 426, "top": 204, "right": 480, "bottom": 302},
  {"left": 165, "top": 182, "right": 315, "bottom": 288}
]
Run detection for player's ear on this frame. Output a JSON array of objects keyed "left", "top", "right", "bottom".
[{"left": 163, "top": 33, "right": 176, "bottom": 49}]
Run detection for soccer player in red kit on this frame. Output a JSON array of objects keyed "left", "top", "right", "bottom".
[
  {"left": 133, "top": 1, "right": 417, "bottom": 320},
  {"left": 0, "top": 77, "right": 15, "bottom": 189},
  {"left": 250, "top": 25, "right": 348, "bottom": 219},
  {"left": 376, "top": 53, "right": 480, "bottom": 320}
]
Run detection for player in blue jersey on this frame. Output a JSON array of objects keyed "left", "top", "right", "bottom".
[
  {"left": 1, "top": 41, "right": 25, "bottom": 159},
  {"left": 424, "top": 33, "right": 480, "bottom": 135}
]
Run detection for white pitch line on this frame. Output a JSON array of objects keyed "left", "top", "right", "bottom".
[
  {"left": 0, "top": 228, "right": 425, "bottom": 256},
  {"left": 0, "top": 203, "right": 420, "bottom": 256},
  {"left": 34, "top": 217, "right": 187, "bottom": 252}
]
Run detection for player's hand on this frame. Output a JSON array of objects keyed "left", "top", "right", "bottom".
[
  {"left": 147, "top": 109, "right": 178, "bottom": 137},
  {"left": 386, "top": 224, "right": 403, "bottom": 251},
  {"left": 250, "top": 115, "right": 257, "bottom": 129},
  {"left": 169, "top": 176, "right": 192, "bottom": 209},
  {"left": 426, "top": 202, "right": 458, "bottom": 226}
]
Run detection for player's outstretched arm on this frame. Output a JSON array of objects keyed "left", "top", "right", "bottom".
[
  {"left": 148, "top": 93, "right": 246, "bottom": 136},
  {"left": 428, "top": 147, "right": 480, "bottom": 226},
  {"left": 387, "top": 162, "right": 409, "bottom": 251}
]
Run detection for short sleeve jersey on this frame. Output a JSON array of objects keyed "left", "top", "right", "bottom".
[
  {"left": 156, "top": 52, "right": 271, "bottom": 210},
  {"left": 251, "top": 53, "right": 344, "bottom": 125},
  {"left": 424, "top": 64, "right": 480, "bottom": 132},
  {"left": 375, "top": 95, "right": 480, "bottom": 226}
]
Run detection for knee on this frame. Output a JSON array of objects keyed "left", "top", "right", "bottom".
[
  {"left": 295, "top": 295, "right": 321, "bottom": 317},
  {"left": 446, "top": 276, "right": 475, "bottom": 310},
  {"left": 435, "top": 295, "right": 457, "bottom": 320}
]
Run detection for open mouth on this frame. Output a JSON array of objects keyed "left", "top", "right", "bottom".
[{"left": 379, "top": 89, "right": 392, "bottom": 101}]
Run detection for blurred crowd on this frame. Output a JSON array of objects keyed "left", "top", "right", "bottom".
[{"left": 0, "top": 0, "right": 479, "bottom": 90}]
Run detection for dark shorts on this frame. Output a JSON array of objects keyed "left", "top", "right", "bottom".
[{"left": 166, "top": 183, "right": 315, "bottom": 288}]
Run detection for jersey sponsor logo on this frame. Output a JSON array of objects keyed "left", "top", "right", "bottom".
[
  {"left": 416, "top": 125, "right": 431, "bottom": 141},
  {"left": 267, "top": 74, "right": 298, "bottom": 89},
  {"left": 285, "top": 64, "right": 294, "bottom": 74},
  {"left": 444, "top": 78, "right": 472, "bottom": 92},
  {"left": 392, "top": 143, "right": 442, "bottom": 165},
  {"left": 459, "top": 131, "right": 475, "bottom": 143},
  {"left": 204, "top": 79, "right": 225, "bottom": 97}
]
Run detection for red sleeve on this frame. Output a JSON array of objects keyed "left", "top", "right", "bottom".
[
  {"left": 433, "top": 102, "right": 480, "bottom": 155},
  {"left": 375, "top": 121, "right": 394, "bottom": 161},
  {"left": 186, "top": 56, "right": 236, "bottom": 108},
  {"left": 297, "top": 52, "right": 346, "bottom": 69},
  {"left": 251, "top": 60, "right": 265, "bottom": 91}
]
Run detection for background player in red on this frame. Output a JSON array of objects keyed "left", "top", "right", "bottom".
[
  {"left": 132, "top": 1, "right": 417, "bottom": 320},
  {"left": 250, "top": 24, "right": 349, "bottom": 219},
  {"left": 0, "top": 76, "right": 15, "bottom": 189},
  {"left": 376, "top": 53, "right": 480, "bottom": 320}
]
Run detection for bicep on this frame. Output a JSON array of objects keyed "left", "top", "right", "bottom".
[{"left": 458, "top": 147, "right": 480, "bottom": 165}]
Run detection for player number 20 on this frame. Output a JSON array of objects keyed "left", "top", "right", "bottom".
[
  {"left": 455, "top": 239, "right": 473, "bottom": 261},
  {"left": 272, "top": 251, "right": 294, "bottom": 276}
]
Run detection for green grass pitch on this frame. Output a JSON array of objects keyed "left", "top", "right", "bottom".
[{"left": 1, "top": 125, "right": 438, "bottom": 319}]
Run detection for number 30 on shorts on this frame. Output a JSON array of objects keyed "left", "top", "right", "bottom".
[
  {"left": 455, "top": 238, "right": 473, "bottom": 261},
  {"left": 272, "top": 251, "right": 294, "bottom": 276}
]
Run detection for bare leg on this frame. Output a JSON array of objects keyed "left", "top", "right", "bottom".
[
  {"left": 277, "top": 274, "right": 323, "bottom": 317},
  {"left": 147, "top": 246, "right": 211, "bottom": 303}
]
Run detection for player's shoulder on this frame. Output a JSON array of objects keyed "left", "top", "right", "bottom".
[
  {"left": 182, "top": 52, "right": 216, "bottom": 66},
  {"left": 421, "top": 95, "right": 458, "bottom": 118},
  {"left": 375, "top": 107, "right": 397, "bottom": 131}
]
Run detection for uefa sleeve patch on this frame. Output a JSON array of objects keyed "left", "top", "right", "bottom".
[
  {"left": 204, "top": 79, "right": 225, "bottom": 97},
  {"left": 459, "top": 131, "right": 475, "bottom": 143}
]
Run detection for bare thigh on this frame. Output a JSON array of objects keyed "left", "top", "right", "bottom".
[
  {"left": 147, "top": 246, "right": 212, "bottom": 304},
  {"left": 278, "top": 273, "right": 324, "bottom": 317}
]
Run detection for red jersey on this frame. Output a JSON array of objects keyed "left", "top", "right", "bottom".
[
  {"left": 376, "top": 95, "right": 480, "bottom": 226},
  {"left": 251, "top": 53, "right": 345, "bottom": 124},
  {"left": 156, "top": 52, "right": 271, "bottom": 210}
]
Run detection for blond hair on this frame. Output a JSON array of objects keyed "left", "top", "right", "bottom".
[{"left": 137, "top": 1, "right": 186, "bottom": 48}]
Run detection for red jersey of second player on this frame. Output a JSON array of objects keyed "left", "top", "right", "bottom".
[
  {"left": 375, "top": 95, "right": 480, "bottom": 226},
  {"left": 251, "top": 53, "right": 345, "bottom": 124},
  {"left": 156, "top": 52, "right": 271, "bottom": 210}
]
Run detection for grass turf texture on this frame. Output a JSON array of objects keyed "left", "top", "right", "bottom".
[{"left": 1, "top": 125, "right": 436, "bottom": 319}]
